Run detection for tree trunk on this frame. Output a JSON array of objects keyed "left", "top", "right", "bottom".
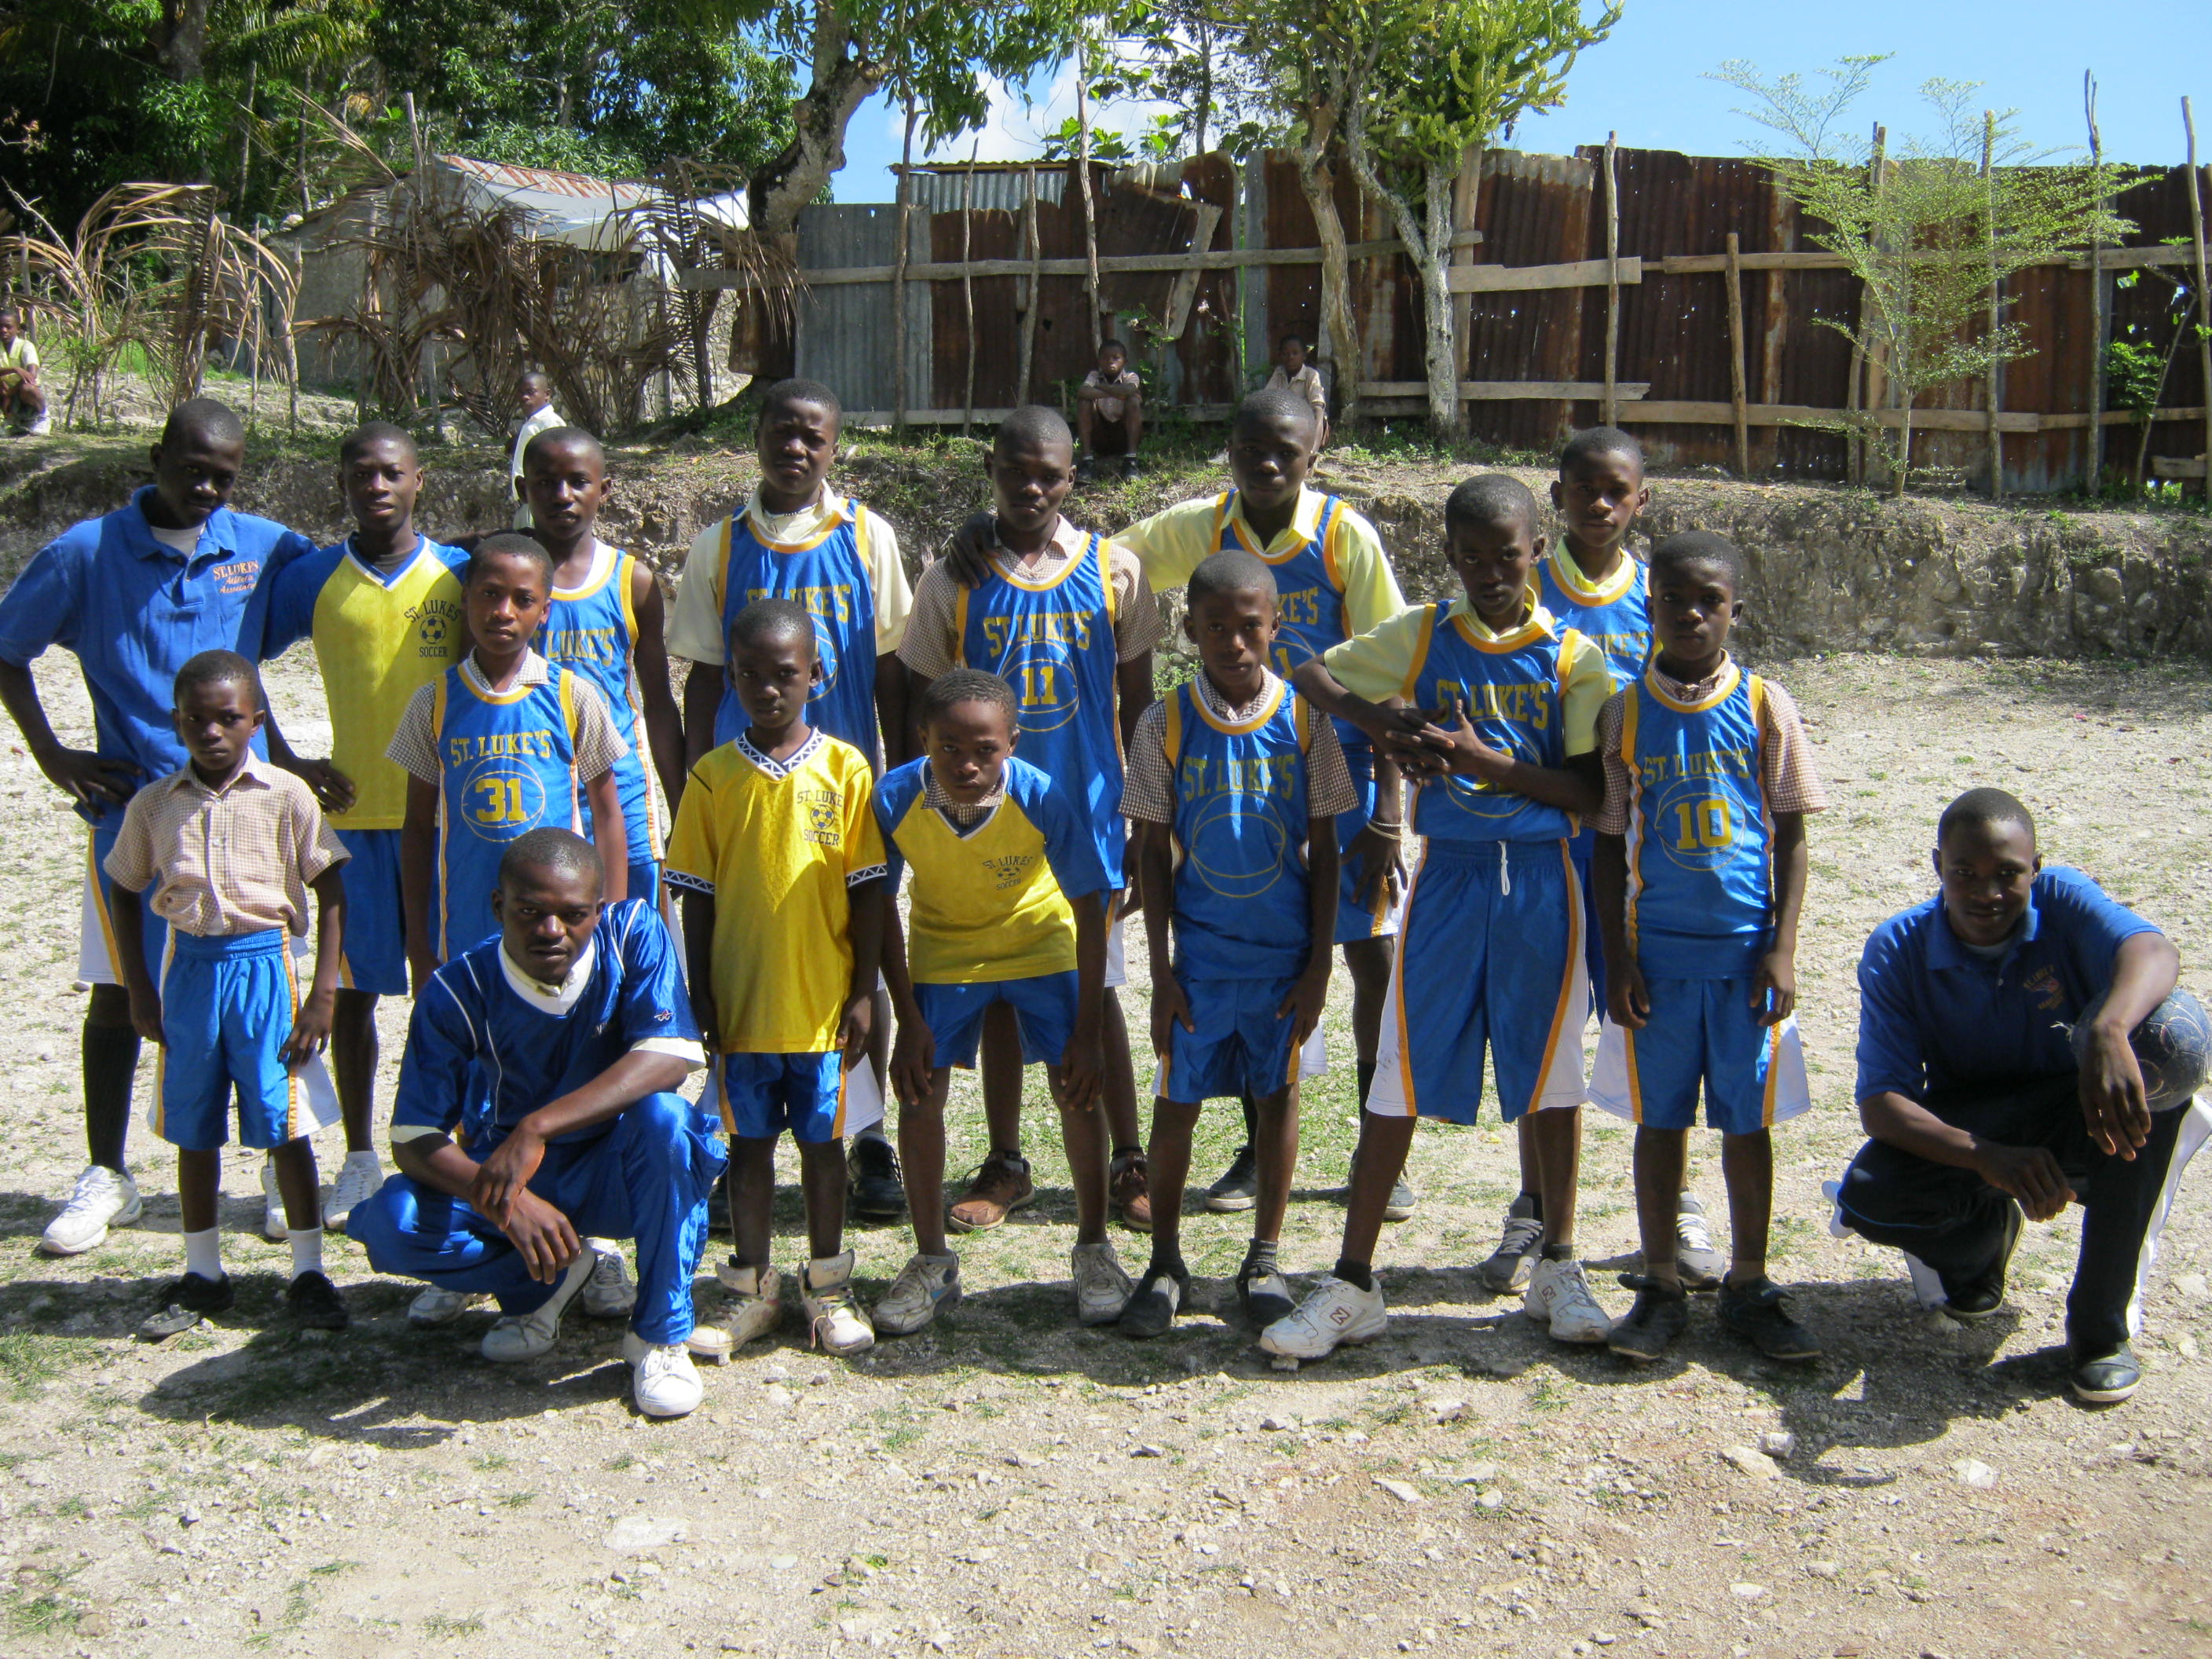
[
  {"left": 1295, "top": 108, "right": 1359, "bottom": 427},
  {"left": 156, "top": 0, "right": 212, "bottom": 82},
  {"left": 1342, "top": 97, "right": 1463, "bottom": 436},
  {"left": 747, "top": 6, "right": 885, "bottom": 242}
]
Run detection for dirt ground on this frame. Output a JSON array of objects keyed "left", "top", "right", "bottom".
[{"left": 0, "top": 632, "right": 2206, "bottom": 1659}]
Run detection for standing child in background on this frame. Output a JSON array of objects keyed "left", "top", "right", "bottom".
[
  {"left": 900, "top": 406, "right": 1162, "bottom": 1236},
  {"left": 669, "top": 378, "right": 913, "bottom": 1218},
  {"left": 1474, "top": 426, "right": 1660, "bottom": 1296},
  {"left": 1263, "top": 333, "right": 1330, "bottom": 449},
  {"left": 246, "top": 423, "right": 467, "bottom": 1236},
  {"left": 1118, "top": 551, "right": 1354, "bottom": 1338},
  {"left": 871, "top": 671, "right": 1130, "bottom": 1335},
  {"left": 1591, "top": 532, "right": 1827, "bottom": 1362},
  {"left": 0, "top": 307, "right": 49, "bottom": 435},
  {"left": 1075, "top": 341, "right": 1144, "bottom": 482},
  {"left": 104, "top": 652, "right": 350, "bottom": 1339},
  {"left": 390, "top": 536, "right": 631, "bottom": 985},
  {"left": 669, "top": 600, "right": 888, "bottom": 1358},
  {"left": 508, "top": 372, "right": 563, "bottom": 531},
  {"left": 1273, "top": 474, "right": 1613, "bottom": 1361},
  {"left": 522, "top": 427, "right": 686, "bottom": 906}
]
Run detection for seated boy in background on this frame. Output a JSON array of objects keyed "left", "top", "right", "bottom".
[
  {"left": 871, "top": 671, "right": 1129, "bottom": 1334},
  {"left": 670, "top": 600, "right": 888, "bottom": 1359},
  {"left": 1118, "top": 551, "right": 1353, "bottom": 1338},
  {"left": 106, "top": 651, "right": 350, "bottom": 1339},
  {"left": 1590, "top": 531, "right": 1827, "bottom": 1363},
  {"left": 1075, "top": 340, "right": 1144, "bottom": 482},
  {"left": 1263, "top": 333, "right": 1329, "bottom": 449},
  {"left": 0, "top": 307, "right": 49, "bottom": 435}
]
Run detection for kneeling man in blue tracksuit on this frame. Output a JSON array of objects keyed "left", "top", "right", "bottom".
[{"left": 352, "top": 827, "right": 723, "bottom": 1417}]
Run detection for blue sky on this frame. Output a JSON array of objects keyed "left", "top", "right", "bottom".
[{"left": 830, "top": 0, "right": 2212, "bottom": 203}]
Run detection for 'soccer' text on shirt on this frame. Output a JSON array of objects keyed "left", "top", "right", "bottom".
[
  {"left": 408, "top": 596, "right": 466, "bottom": 656},
  {"left": 748, "top": 582, "right": 857, "bottom": 626}
]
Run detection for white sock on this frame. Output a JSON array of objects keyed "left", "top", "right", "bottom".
[
  {"left": 345, "top": 1148, "right": 382, "bottom": 1169},
  {"left": 183, "top": 1228, "right": 224, "bottom": 1282},
  {"left": 288, "top": 1227, "right": 324, "bottom": 1278}
]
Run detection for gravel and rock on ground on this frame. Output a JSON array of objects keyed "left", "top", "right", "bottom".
[{"left": 0, "top": 419, "right": 2208, "bottom": 1658}]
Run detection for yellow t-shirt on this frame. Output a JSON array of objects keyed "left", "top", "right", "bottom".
[
  {"left": 662, "top": 731, "right": 887, "bottom": 1052},
  {"left": 1115, "top": 485, "right": 1404, "bottom": 632}
]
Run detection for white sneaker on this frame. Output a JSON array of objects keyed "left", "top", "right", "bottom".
[
  {"left": 1071, "top": 1240, "right": 1133, "bottom": 1326},
  {"left": 582, "top": 1242, "right": 637, "bottom": 1318},
  {"left": 688, "top": 1262, "right": 783, "bottom": 1361},
  {"left": 801, "top": 1251, "right": 875, "bottom": 1356},
  {"left": 480, "top": 1251, "right": 596, "bottom": 1362},
  {"left": 875, "top": 1251, "right": 961, "bottom": 1336},
  {"left": 1524, "top": 1255, "right": 1613, "bottom": 1344},
  {"left": 407, "top": 1287, "right": 479, "bottom": 1327},
  {"left": 1258, "top": 1275, "right": 1388, "bottom": 1359},
  {"left": 260, "top": 1159, "right": 289, "bottom": 1243},
  {"left": 41, "top": 1165, "right": 142, "bottom": 1255},
  {"left": 25, "top": 412, "right": 49, "bottom": 436},
  {"left": 623, "top": 1331, "right": 704, "bottom": 1418},
  {"left": 324, "top": 1151, "right": 384, "bottom": 1233}
]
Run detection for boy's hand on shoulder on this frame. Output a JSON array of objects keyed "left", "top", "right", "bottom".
[
  {"left": 282, "top": 986, "right": 336, "bottom": 1066},
  {"left": 936, "top": 512, "right": 999, "bottom": 590},
  {"left": 1750, "top": 950, "right": 1796, "bottom": 1027},
  {"left": 1149, "top": 972, "right": 1195, "bottom": 1060},
  {"left": 891, "top": 1019, "right": 937, "bottom": 1108},
  {"left": 125, "top": 983, "right": 164, "bottom": 1046},
  {"left": 1607, "top": 961, "right": 1651, "bottom": 1031},
  {"left": 1279, "top": 965, "right": 1331, "bottom": 1049},
  {"left": 837, "top": 988, "right": 874, "bottom": 1068},
  {"left": 283, "top": 756, "right": 357, "bottom": 815}
]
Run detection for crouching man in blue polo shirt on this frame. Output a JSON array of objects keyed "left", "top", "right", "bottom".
[{"left": 1837, "top": 788, "right": 2210, "bottom": 1404}]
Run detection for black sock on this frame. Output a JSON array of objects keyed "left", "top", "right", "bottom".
[
  {"left": 1240, "top": 1093, "right": 1258, "bottom": 1146},
  {"left": 1333, "top": 1256, "right": 1374, "bottom": 1291},
  {"left": 82, "top": 1023, "right": 138, "bottom": 1172},
  {"left": 1112, "top": 1145, "right": 1143, "bottom": 1163},
  {"left": 1522, "top": 1189, "right": 1544, "bottom": 1221},
  {"left": 1243, "top": 1239, "right": 1280, "bottom": 1276},
  {"left": 994, "top": 1146, "right": 1023, "bottom": 1163},
  {"left": 1146, "top": 1247, "right": 1187, "bottom": 1281},
  {"left": 1356, "top": 1062, "right": 1376, "bottom": 1109},
  {"left": 1541, "top": 1242, "right": 1575, "bottom": 1262}
]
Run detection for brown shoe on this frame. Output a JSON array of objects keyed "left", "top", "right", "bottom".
[
  {"left": 1109, "top": 1149, "right": 1153, "bottom": 1233},
  {"left": 947, "top": 1150, "right": 1035, "bottom": 1234}
]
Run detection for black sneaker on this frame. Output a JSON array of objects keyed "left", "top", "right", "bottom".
[
  {"left": 2068, "top": 1340, "right": 2141, "bottom": 1404},
  {"left": 1941, "top": 1201, "right": 2023, "bottom": 1321},
  {"left": 1119, "top": 455, "right": 1141, "bottom": 480},
  {"left": 847, "top": 1133, "right": 909, "bottom": 1222},
  {"left": 1118, "top": 1266, "right": 1188, "bottom": 1339},
  {"left": 1607, "top": 1275, "right": 1690, "bottom": 1361},
  {"left": 1717, "top": 1276, "right": 1822, "bottom": 1361},
  {"left": 1203, "top": 1145, "right": 1258, "bottom": 1213},
  {"left": 137, "top": 1272, "right": 233, "bottom": 1341},
  {"left": 286, "top": 1269, "right": 350, "bottom": 1331},
  {"left": 1075, "top": 456, "right": 1097, "bottom": 484},
  {"left": 1236, "top": 1254, "right": 1295, "bottom": 1328}
]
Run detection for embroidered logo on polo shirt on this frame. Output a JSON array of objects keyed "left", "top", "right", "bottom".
[
  {"left": 211, "top": 558, "right": 261, "bottom": 595},
  {"left": 2023, "top": 965, "right": 2064, "bottom": 1012},
  {"left": 983, "top": 853, "right": 1035, "bottom": 889}
]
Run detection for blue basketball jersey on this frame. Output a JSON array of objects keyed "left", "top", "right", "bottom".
[
  {"left": 1534, "top": 546, "right": 1649, "bottom": 687},
  {"left": 954, "top": 533, "right": 1125, "bottom": 884},
  {"left": 540, "top": 543, "right": 662, "bottom": 865},
  {"left": 428, "top": 665, "right": 587, "bottom": 960},
  {"left": 1398, "top": 606, "right": 1582, "bottom": 846},
  {"left": 1617, "top": 664, "right": 1774, "bottom": 978},
  {"left": 1213, "top": 491, "right": 1350, "bottom": 677},
  {"left": 1160, "top": 677, "right": 1317, "bottom": 981},
  {"left": 712, "top": 497, "right": 879, "bottom": 756}
]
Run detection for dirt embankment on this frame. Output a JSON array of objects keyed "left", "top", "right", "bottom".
[{"left": 5, "top": 435, "right": 2210, "bottom": 661}]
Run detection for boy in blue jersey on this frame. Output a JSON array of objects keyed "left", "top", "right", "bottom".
[
  {"left": 0, "top": 399, "right": 317, "bottom": 1257},
  {"left": 1589, "top": 533, "right": 1829, "bottom": 1362},
  {"left": 870, "top": 671, "right": 1132, "bottom": 1334},
  {"left": 522, "top": 427, "right": 687, "bottom": 905},
  {"left": 900, "top": 406, "right": 1163, "bottom": 1236},
  {"left": 1273, "top": 475, "right": 1616, "bottom": 1360},
  {"left": 670, "top": 600, "right": 889, "bottom": 1360},
  {"left": 350, "top": 830, "right": 722, "bottom": 1418},
  {"left": 247, "top": 423, "right": 469, "bottom": 1232},
  {"left": 390, "top": 537, "right": 632, "bottom": 987},
  {"left": 105, "top": 653, "right": 351, "bottom": 1339},
  {"left": 1118, "top": 552, "right": 1357, "bottom": 1337}
]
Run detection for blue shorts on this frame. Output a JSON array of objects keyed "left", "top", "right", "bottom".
[
  {"left": 1333, "top": 737, "right": 1402, "bottom": 947},
  {"left": 1368, "top": 840, "right": 1590, "bottom": 1125},
  {"left": 81, "top": 822, "right": 167, "bottom": 987},
  {"left": 624, "top": 857, "right": 661, "bottom": 911},
  {"left": 151, "top": 930, "right": 340, "bottom": 1151},
  {"left": 914, "top": 972, "right": 1080, "bottom": 1070},
  {"left": 709, "top": 1050, "right": 884, "bottom": 1144},
  {"left": 1590, "top": 976, "right": 1812, "bottom": 1134},
  {"left": 335, "top": 828, "right": 407, "bottom": 996},
  {"left": 1152, "top": 973, "right": 1326, "bottom": 1105}
]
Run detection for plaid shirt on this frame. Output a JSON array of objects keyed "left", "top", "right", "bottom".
[
  {"left": 1592, "top": 659, "right": 1828, "bottom": 836},
  {"left": 921, "top": 764, "right": 1002, "bottom": 827},
  {"left": 1122, "top": 669, "right": 1358, "bottom": 825},
  {"left": 103, "top": 756, "right": 347, "bottom": 937}
]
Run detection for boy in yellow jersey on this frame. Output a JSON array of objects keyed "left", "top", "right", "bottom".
[
  {"left": 668, "top": 599, "right": 888, "bottom": 1358},
  {"left": 871, "top": 671, "right": 1126, "bottom": 1335},
  {"left": 247, "top": 423, "right": 466, "bottom": 1233}
]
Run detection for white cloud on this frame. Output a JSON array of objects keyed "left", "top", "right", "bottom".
[{"left": 909, "top": 62, "right": 1182, "bottom": 164}]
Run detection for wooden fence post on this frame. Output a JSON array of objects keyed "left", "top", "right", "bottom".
[
  {"left": 959, "top": 141, "right": 977, "bottom": 434},
  {"left": 1075, "top": 35, "right": 1103, "bottom": 357},
  {"left": 2086, "top": 73, "right": 2108, "bottom": 491},
  {"left": 1602, "top": 133, "right": 1619, "bottom": 427},
  {"left": 1019, "top": 168, "right": 1042, "bottom": 403},
  {"left": 1724, "top": 231, "right": 1749, "bottom": 478},
  {"left": 891, "top": 94, "right": 917, "bottom": 433},
  {"left": 1983, "top": 111, "right": 2005, "bottom": 501},
  {"left": 2186, "top": 97, "right": 2212, "bottom": 494}
]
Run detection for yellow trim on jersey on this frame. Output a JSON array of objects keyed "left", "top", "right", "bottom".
[
  {"left": 1189, "top": 676, "right": 1287, "bottom": 737},
  {"left": 88, "top": 837, "right": 123, "bottom": 974},
  {"left": 1388, "top": 846, "right": 1427, "bottom": 1111},
  {"left": 1397, "top": 606, "right": 1442, "bottom": 703},
  {"left": 1163, "top": 691, "right": 1184, "bottom": 770},
  {"left": 738, "top": 494, "right": 856, "bottom": 555},
  {"left": 430, "top": 675, "right": 451, "bottom": 941},
  {"left": 552, "top": 542, "right": 624, "bottom": 603},
  {"left": 458, "top": 658, "right": 540, "bottom": 707},
  {"left": 1643, "top": 657, "right": 1742, "bottom": 715},
  {"left": 1529, "top": 840, "right": 1585, "bottom": 1107},
  {"left": 983, "top": 540, "right": 1090, "bottom": 593},
  {"left": 1099, "top": 535, "right": 1118, "bottom": 624},
  {"left": 1448, "top": 606, "right": 1551, "bottom": 655},
  {"left": 1214, "top": 489, "right": 1334, "bottom": 566},
  {"left": 1540, "top": 544, "right": 1639, "bottom": 606},
  {"left": 1622, "top": 1023, "right": 1645, "bottom": 1125},
  {"left": 1620, "top": 683, "right": 1644, "bottom": 957}
]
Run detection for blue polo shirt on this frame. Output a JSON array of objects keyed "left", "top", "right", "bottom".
[
  {"left": 1855, "top": 866, "right": 2161, "bottom": 1105},
  {"left": 0, "top": 489, "right": 313, "bottom": 829}
]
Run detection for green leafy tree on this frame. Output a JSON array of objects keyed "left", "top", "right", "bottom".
[{"left": 1713, "top": 55, "right": 2138, "bottom": 496}]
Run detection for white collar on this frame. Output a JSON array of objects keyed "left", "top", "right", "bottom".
[
  {"left": 736, "top": 728, "right": 822, "bottom": 781},
  {"left": 499, "top": 936, "right": 597, "bottom": 1015}
]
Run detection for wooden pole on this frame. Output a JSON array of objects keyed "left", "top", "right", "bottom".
[
  {"left": 1724, "top": 230, "right": 1749, "bottom": 477},
  {"left": 960, "top": 137, "right": 978, "bottom": 435},
  {"left": 1075, "top": 33, "right": 1104, "bottom": 357},
  {"left": 2086, "top": 73, "right": 2108, "bottom": 490},
  {"left": 1602, "top": 131, "right": 1620, "bottom": 427},
  {"left": 891, "top": 93, "right": 917, "bottom": 433},
  {"left": 1018, "top": 167, "right": 1041, "bottom": 403},
  {"left": 1857, "top": 124, "right": 1892, "bottom": 487},
  {"left": 239, "top": 61, "right": 257, "bottom": 213},
  {"left": 1983, "top": 111, "right": 2004, "bottom": 501},
  {"left": 2185, "top": 97, "right": 2212, "bottom": 495}
]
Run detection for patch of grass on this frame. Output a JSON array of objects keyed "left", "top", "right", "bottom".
[
  {"left": 472, "top": 1452, "right": 511, "bottom": 1472},
  {"left": 421, "top": 1613, "right": 487, "bottom": 1637},
  {"left": 4, "top": 1590, "right": 80, "bottom": 1640},
  {"left": 309, "top": 1559, "right": 361, "bottom": 1578},
  {"left": 605, "top": 1452, "right": 636, "bottom": 1471},
  {"left": 0, "top": 1331, "right": 70, "bottom": 1398},
  {"left": 496, "top": 1492, "right": 536, "bottom": 1509}
]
